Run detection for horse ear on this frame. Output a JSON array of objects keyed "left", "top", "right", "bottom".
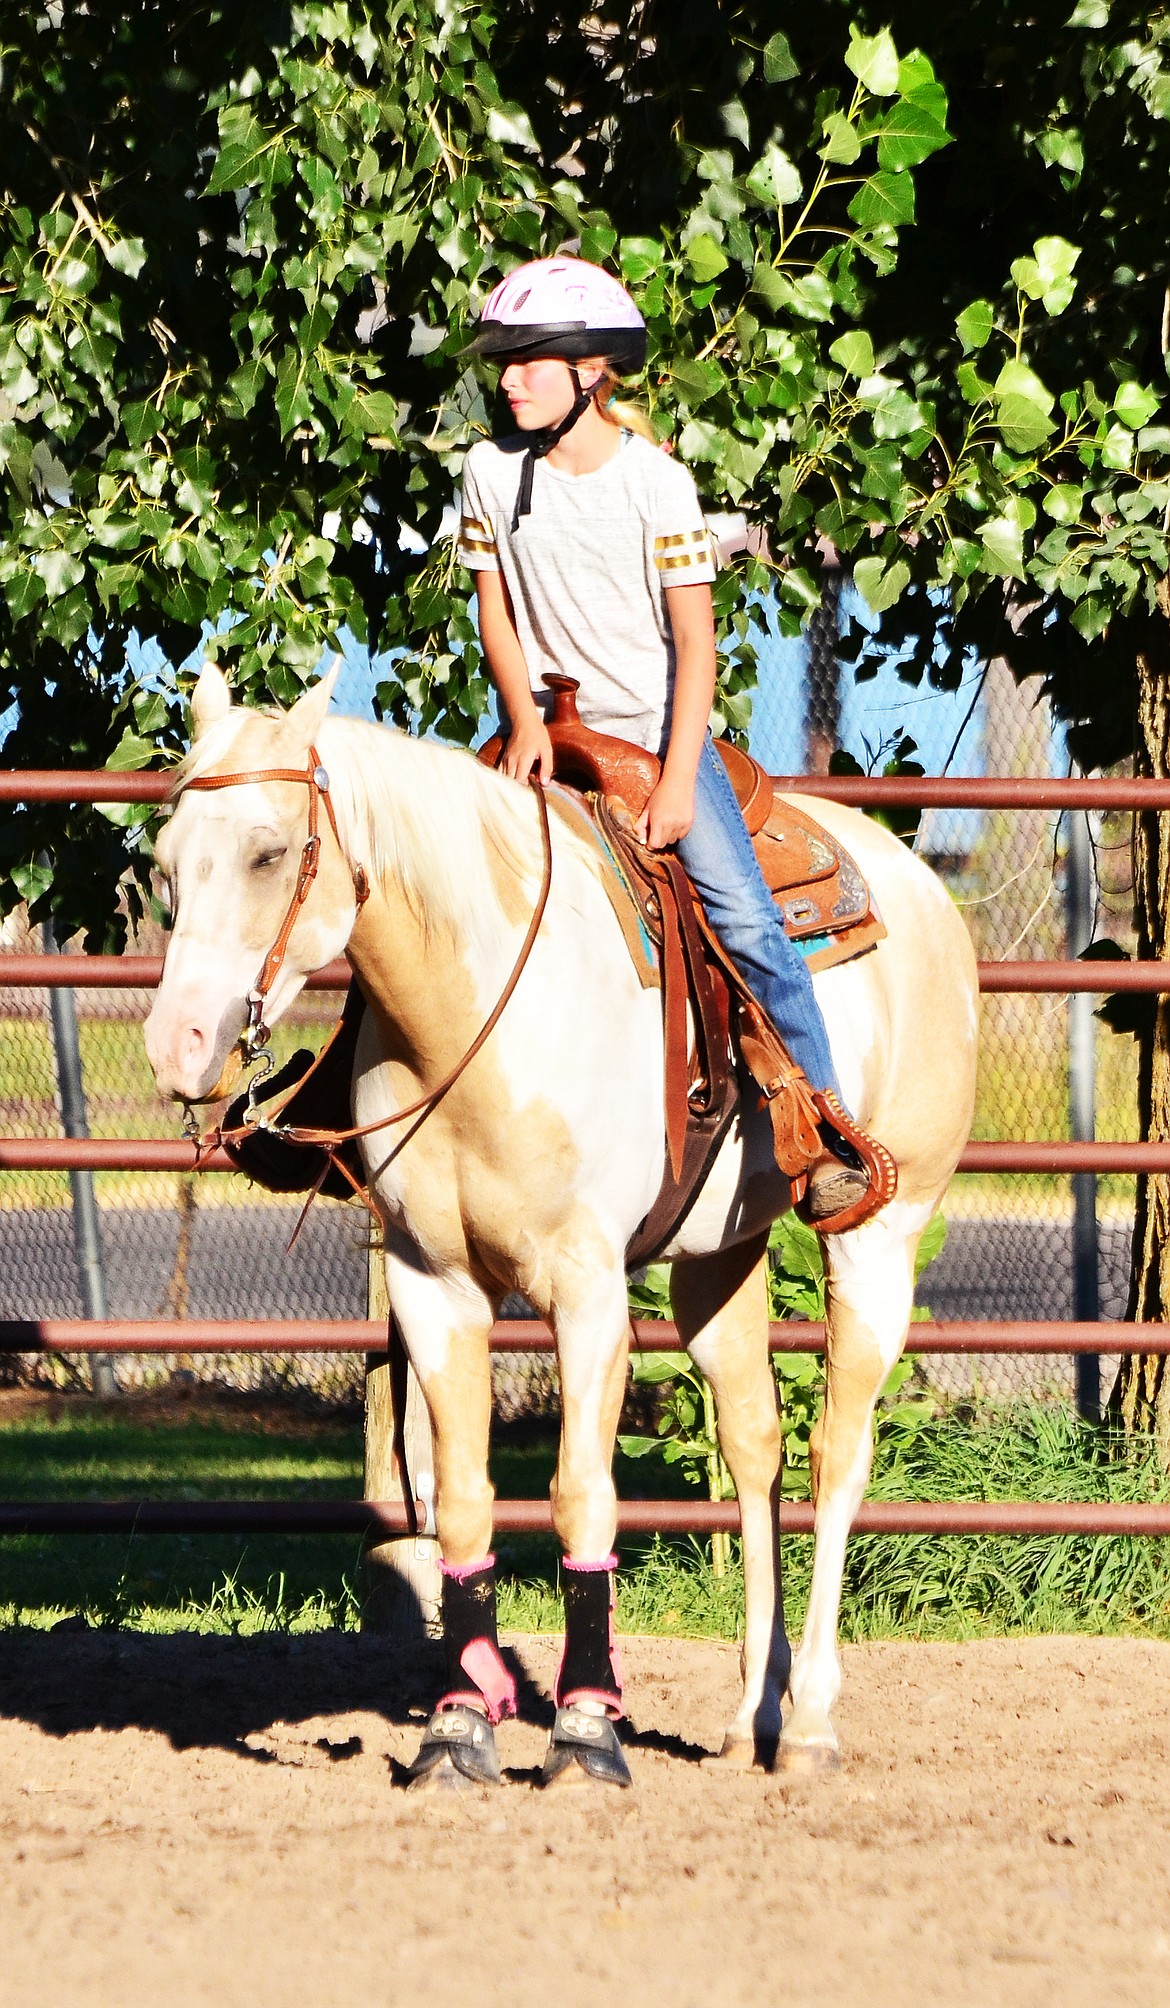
[
  {"left": 191, "top": 662, "right": 232, "bottom": 738},
  {"left": 286, "top": 657, "right": 341, "bottom": 745}
]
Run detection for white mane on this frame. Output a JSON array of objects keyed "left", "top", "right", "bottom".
[{"left": 176, "top": 709, "right": 569, "bottom": 965}]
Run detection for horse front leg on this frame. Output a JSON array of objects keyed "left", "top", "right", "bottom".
[
  {"left": 378, "top": 1244, "right": 511, "bottom": 1789},
  {"left": 671, "top": 1234, "right": 789, "bottom": 1769},
  {"left": 780, "top": 1206, "right": 926, "bottom": 1774},
  {"left": 542, "top": 1256, "right": 633, "bottom": 1788}
]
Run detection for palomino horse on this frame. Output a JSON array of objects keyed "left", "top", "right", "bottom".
[{"left": 145, "top": 663, "right": 978, "bottom": 1784}]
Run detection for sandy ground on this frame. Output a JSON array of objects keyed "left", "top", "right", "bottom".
[{"left": 2, "top": 1630, "right": 1169, "bottom": 2008}]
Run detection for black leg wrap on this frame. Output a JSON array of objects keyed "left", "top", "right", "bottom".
[
  {"left": 540, "top": 1708, "right": 632, "bottom": 1789},
  {"left": 556, "top": 1564, "right": 622, "bottom": 1713},
  {"left": 442, "top": 1562, "right": 499, "bottom": 1686},
  {"left": 407, "top": 1705, "right": 502, "bottom": 1787},
  {"left": 434, "top": 1559, "right": 517, "bottom": 1724}
]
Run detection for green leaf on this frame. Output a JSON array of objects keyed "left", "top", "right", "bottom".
[
  {"left": 955, "top": 300, "right": 993, "bottom": 352},
  {"left": 848, "top": 170, "right": 915, "bottom": 230},
  {"left": 105, "top": 235, "right": 147, "bottom": 278},
  {"left": 1114, "top": 382, "right": 1160, "bottom": 429},
  {"left": 106, "top": 731, "right": 157, "bottom": 771},
  {"left": 684, "top": 234, "right": 729, "bottom": 283},
  {"left": 874, "top": 100, "right": 950, "bottom": 170},
  {"left": 1043, "top": 483, "right": 1085, "bottom": 524},
  {"left": 33, "top": 548, "right": 85, "bottom": 598},
  {"left": 355, "top": 389, "right": 401, "bottom": 437},
  {"left": 829, "top": 330, "right": 875, "bottom": 378},
  {"left": 915, "top": 1212, "right": 948, "bottom": 1277},
  {"left": 1101, "top": 423, "right": 1135, "bottom": 470},
  {"left": 979, "top": 508, "right": 1028, "bottom": 580},
  {"left": 845, "top": 27, "right": 901, "bottom": 97},
  {"left": 762, "top": 31, "right": 799, "bottom": 83},
  {"left": 1011, "top": 236, "right": 1081, "bottom": 315},
  {"left": 820, "top": 113, "right": 862, "bottom": 165},
  {"left": 618, "top": 236, "right": 662, "bottom": 282},
  {"left": 995, "top": 394, "right": 1056, "bottom": 453},
  {"left": 854, "top": 555, "right": 911, "bottom": 612},
  {"left": 208, "top": 129, "right": 276, "bottom": 194},
  {"left": 486, "top": 104, "right": 538, "bottom": 152},
  {"left": 745, "top": 144, "right": 802, "bottom": 208},
  {"left": 995, "top": 359, "right": 1056, "bottom": 414},
  {"left": 955, "top": 361, "right": 994, "bottom": 405},
  {"left": 1070, "top": 594, "right": 1111, "bottom": 640},
  {"left": 1068, "top": 0, "right": 1108, "bottom": 24}
]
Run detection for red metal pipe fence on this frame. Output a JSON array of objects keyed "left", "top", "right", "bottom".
[{"left": 5, "top": 765, "right": 1170, "bottom": 1542}]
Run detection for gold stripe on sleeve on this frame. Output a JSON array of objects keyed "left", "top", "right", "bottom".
[
  {"left": 653, "top": 529, "right": 709, "bottom": 552},
  {"left": 655, "top": 550, "right": 713, "bottom": 573}
]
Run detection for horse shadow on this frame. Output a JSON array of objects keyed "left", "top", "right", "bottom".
[{"left": 0, "top": 1629, "right": 713, "bottom": 1768}]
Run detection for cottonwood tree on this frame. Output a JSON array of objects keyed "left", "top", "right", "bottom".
[{"left": 4, "top": 2, "right": 1170, "bottom": 1437}]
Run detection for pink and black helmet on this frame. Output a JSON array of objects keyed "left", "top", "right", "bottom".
[{"left": 465, "top": 255, "right": 647, "bottom": 374}]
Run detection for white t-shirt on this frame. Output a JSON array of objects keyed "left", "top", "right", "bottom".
[{"left": 459, "top": 431, "right": 717, "bottom": 755}]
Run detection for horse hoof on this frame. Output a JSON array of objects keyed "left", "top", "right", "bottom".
[
  {"left": 702, "top": 1733, "right": 777, "bottom": 1773},
  {"left": 540, "top": 1707, "right": 632, "bottom": 1789},
  {"left": 405, "top": 1706, "right": 502, "bottom": 1789},
  {"left": 776, "top": 1738, "right": 841, "bottom": 1778}
]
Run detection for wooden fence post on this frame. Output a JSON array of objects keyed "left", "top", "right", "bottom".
[{"left": 363, "top": 1248, "right": 442, "bottom": 1637}]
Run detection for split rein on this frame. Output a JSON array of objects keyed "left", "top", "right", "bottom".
[{"left": 179, "top": 748, "right": 554, "bottom": 1206}]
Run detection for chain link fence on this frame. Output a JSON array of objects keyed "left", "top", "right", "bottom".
[{"left": 0, "top": 604, "right": 1142, "bottom": 1413}]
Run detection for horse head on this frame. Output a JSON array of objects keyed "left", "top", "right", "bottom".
[{"left": 144, "top": 662, "right": 363, "bottom": 1104}]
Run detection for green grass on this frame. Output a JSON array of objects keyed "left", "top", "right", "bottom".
[{"left": 4, "top": 1395, "right": 1170, "bottom": 1641}]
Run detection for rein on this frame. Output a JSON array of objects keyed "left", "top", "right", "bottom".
[{"left": 179, "top": 752, "right": 554, "bottom": 1184}]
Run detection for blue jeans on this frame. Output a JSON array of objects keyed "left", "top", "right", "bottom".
[{"left": 675, "top": 737, "right": 841, "bottom": 1098}]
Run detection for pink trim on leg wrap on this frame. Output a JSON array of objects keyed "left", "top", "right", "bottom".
[
  {"left": 457, "top": 1637, "right": 517, "bottom": 1725},
  {"left": 562, "top": 1554, "right": 618, "bottom": 1574},
  {"left": 441, "top": 1554, "right": 496, "bottom": 1583}
]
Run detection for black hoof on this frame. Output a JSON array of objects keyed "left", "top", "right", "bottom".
[
  {"left": 406, "top": 1706, "right": 502, "bottom": 1788},
  {"left": 540, "top": 1706, "right": 632, "bottom": 1789}
]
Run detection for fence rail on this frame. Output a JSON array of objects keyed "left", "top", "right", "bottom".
[
  {"left": 5, "top": 764, "right": 1169, "bottom": 1547},
  {"left": 4, "top": 954, "right": 1169, "bottom": 993},
  {"left": 4, "top": 1318, "right": 1168, "bottom": 1355}
]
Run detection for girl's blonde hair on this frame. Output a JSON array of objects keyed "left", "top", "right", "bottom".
[{"left": 592, "top": 367, "right": 659, "bottom": 445}]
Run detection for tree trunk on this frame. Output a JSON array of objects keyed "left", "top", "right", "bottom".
[{"left": 1110, "top": 590, "right": 1170, "bottom": 1458}]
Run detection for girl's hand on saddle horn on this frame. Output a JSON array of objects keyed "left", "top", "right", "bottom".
[
  {"left": 502, "top": 709, "right": 554, "bottom": 784},
  {"left": 636, "top": 771, "right": 695, "bottom": 850}
]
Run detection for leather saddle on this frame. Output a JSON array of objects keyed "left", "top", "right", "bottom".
[{"left": 481, "top": 676, "right": 884, "bottom": 973}]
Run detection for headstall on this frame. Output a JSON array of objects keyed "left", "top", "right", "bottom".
[{"left": 181, "top": 744, "right": 370, "bottom": 1067}]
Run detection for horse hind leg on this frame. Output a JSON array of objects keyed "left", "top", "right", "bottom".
[
  {"left": 671, "top": 1234, "right": 789, "bottom": 1769},
  {"left": 779, "top": 1201, "right": 931, "bottom": 1775}
]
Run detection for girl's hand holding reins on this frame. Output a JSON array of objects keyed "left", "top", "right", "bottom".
[
  {"left": 503, "top": 711, "right": 554, "bottom": 784},
  {"left": 636, "top": 772, "right": 695, "bottom": 849}
]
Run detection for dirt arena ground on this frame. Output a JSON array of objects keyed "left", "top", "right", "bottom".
[{"left": 2, "top": 1630, "right": 1169, "bottom": 2007}]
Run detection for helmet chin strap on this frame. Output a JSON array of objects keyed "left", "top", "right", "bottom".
[{"left": 511, "top": 366, "right": 598, "bottom": 530}]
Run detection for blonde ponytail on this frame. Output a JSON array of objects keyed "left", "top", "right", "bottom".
[{"left": 593, "top": 369, "right": 659, "bottom": 445}]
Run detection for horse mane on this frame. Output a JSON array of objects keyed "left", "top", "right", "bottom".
[{"left": 174, "top": 707, "right": 561, "bottom": 961}]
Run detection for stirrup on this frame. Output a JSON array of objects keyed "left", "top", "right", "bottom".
[{"left": 794, "top": 1090, "right": 897, "bottom": 1236}]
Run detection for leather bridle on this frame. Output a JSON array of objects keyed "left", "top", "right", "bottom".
[
  {"left": 181, "top": 745, "right": 370, "bottom": 1065},
  {"left": 176, "top": 749, "right": 554, "bottom": 1177}
]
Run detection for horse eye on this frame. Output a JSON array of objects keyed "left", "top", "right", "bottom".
[{"left": 251, "top": 846, "right": 287, "bottom": 872}]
